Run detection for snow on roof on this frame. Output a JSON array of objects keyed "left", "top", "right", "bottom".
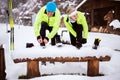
[{"left": 109, "top": 19, "right": 120, "bottom": 29}]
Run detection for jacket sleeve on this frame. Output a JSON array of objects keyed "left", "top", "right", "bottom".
[
  {"left": 47, "top": 9, "right": 61, "bottom": 39},
  {"left": 79, "top": 12, "right": 88, "bottom": 39},
  {"left": 34, "top": 7, "right": 44, "bottom": 37},
  {"left": 64, "top": 15, "right": 76, "bottom": 37}
]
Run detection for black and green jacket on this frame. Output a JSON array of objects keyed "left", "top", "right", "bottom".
[
  {"left": 64, "top": 11, "right": 88, "bottom": 39},
  {"left": 34, "top": 6, "right": 61, "bottom": 39}
]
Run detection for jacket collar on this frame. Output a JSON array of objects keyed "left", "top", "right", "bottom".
[{"left": 44, "top": 9, "right": 55, "bottom": 17}]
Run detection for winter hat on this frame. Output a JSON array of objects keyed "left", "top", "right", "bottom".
[{"left": 46, "top": 2, "right": 57, "bottom": 12}]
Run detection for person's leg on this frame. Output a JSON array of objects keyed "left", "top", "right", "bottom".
[
  {"left": 51, "top": 36, "right": 56, "bottom": 45},
  {"left": 40, "top": 21, "right": 49, "bottom": 38},
  {"left": 47, "top": 27, "right": 56, "bottom": 46},
  {"left": 55, "top": 34, "right": 61, "bottom": 43},
  {"left": 75, "top": 24, "right": 83, "bottom": 48},
  {"left": 48, "top": 28, "right": 61, "bottom": 46},
  {"left": 69, "top": 33, "right": 76, "bottom": 46},
  {"left": 40, "top": 21, "right": 49, "bottom": 46},
  {"left": 71, "top": 22, "right": 83, "bottom": 48}
]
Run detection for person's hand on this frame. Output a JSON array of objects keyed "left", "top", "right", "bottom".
[
  {"left": 43, "top": 37, "right": 49, "bottom": 44},
  {"left": 37, "top": 36, "right": 43, "bottom": 43},
  {"left": 37, "top": 38, "right": 43, "bottom": 43},
  {"left": 82, "top": 38, "right": 87, "bottom": 44}
]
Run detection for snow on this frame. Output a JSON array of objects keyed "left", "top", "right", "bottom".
[
  {"left": 0, "top": 0, "right": 7, "bottom": 9},
  {"left": 11, "top": 26, "right": 119, "bottom": 59},
  {"left": 109, "top": 19, "right": 120, "bottom": 29},
  {"left": 0, "top": 23, "right": 120, "bottom": 80},
  {"left": 12, "top": 45, "right": 113, "bottom": 59},
  {"left": 62, "top": 0, "right": 76, "bottom": 8},
  {"left": 0, "top": 24, "right": 9, "bottom": 46},
  {"left": 31, "top": 74, "right": 120, "bottom": 80}
]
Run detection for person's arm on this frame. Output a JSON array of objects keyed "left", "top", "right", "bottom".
[
  {"left": 79, "top": 12, "right": 88, "bottom": 39},
  {"left": 64, "top": 15, "right": 76, "bottom": 37},
  {"left": 47, "top": 9, "right": 61, "bottom": 39},
  {"left": 34, "top": 7, "right": 45, "bottom": 37}
]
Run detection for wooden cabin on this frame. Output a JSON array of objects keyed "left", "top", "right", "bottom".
[{"left": 78, "top": 0, "right": 120, "bottom": 34}]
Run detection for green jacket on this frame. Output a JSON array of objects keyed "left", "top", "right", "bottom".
[
  {"left": 64, "top": 11, "right": 88, "bottom": 39},
  {"left": 34, "top": 6, "right": 61, "bottom": 39}
]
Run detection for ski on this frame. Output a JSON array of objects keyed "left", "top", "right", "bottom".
[
  {"left": 5, "top": 9, "right": 10, "bottom": 33},
  {"left": 9, "top": 0, "right": 14, "bottom": 50},
  {"left": 114, "top": 49, "right": 120, "bottom": 52},
  {"left": 10, "top": 28, "right": 14, "bottom": 50}
]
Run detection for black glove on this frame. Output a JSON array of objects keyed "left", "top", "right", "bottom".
[{"left": 82, "top": 38, "right": 87, "bottom": 44}]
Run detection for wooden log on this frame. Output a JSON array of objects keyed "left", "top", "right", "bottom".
[
  {"left": 14, "top": 56, "right": 110, "bottom": 63},
  {"left": 0, "top": 48, "right": 6, "bottom": 80},
  {"left": 87, "top": 59, "right": 99, "bottom": 76},
  {"left": 27, "top": 60, "right": 40, "bottom": 78}
]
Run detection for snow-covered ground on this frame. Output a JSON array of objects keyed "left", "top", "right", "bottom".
[{"left": 0, "top": 23, "right": 120, "bottom": 80}]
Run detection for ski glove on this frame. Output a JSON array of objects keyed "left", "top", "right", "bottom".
[{"left": 82, "top": 38, "right": 87, "bottom": 44}]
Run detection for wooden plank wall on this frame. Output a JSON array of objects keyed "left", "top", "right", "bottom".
[{"left": 78, "top": 0, "right": 120, "bottom": 26}]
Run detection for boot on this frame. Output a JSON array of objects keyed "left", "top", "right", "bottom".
[
  {"left": 51, "top": 39, "right": 56, "bottom": 46},
  {"left": 40, "top": 42, "right": 45, "bottom": 46},
  {"left": 56, "top": 35, "right": 61, "bottom": 43},
  {"left": 76, "top": 41, "right": 82, "bottom": 49},
  {"left": 93, "top": 38, "right": 101, "bottom": 49},
  {"left": 26, "top": 43, "right": 34, "bottom": 48}
]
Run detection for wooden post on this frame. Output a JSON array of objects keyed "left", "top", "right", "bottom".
[
  {"left": 91, "top": 9, "right": 94, "bottom": 26},
  {"left": 0, "top": 48, "right": 6, "bottom": 80},
  {"left": 27, "top": 60, "right": 40, "bottom": 78},
  {"left": 87, "top": 59, "right": 99, "bottom": 76}
]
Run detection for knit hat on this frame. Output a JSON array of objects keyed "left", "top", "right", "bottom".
[{"left": 46, "top": 2, "right": 57, "bottom": 12}]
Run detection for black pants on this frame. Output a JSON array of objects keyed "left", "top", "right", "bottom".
[
  {"left": 40, "top": 21, "right": 60, "bottom": 45},
  {"left": 69, "top": 22, "right": 83, "bottom": 46}
]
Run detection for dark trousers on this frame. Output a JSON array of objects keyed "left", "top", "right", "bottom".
[
  {"left": 69, "top": 22, "right": 83, "bottom": 46},
  {"left": 40, "top": 21, "right": 60, "bottom": 45}
]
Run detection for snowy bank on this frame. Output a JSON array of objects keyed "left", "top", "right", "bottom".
[
  {"left": 0, "top": 24, "right": 120, "bottom": 80},
  {"left": 11, "top": 26, "right": 118, "bottom": 60}
]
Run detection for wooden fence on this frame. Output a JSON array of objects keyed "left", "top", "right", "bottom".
[{"left": 0, "top": 47, "right": 6, "bottom": 80}]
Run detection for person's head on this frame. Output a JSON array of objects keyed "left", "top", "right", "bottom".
[
  {"left": 66, "top": 6, "right": 78, "bottom": 21},
  {"left": 46, "top": 1, "right": 57, "bottom": 17}
]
